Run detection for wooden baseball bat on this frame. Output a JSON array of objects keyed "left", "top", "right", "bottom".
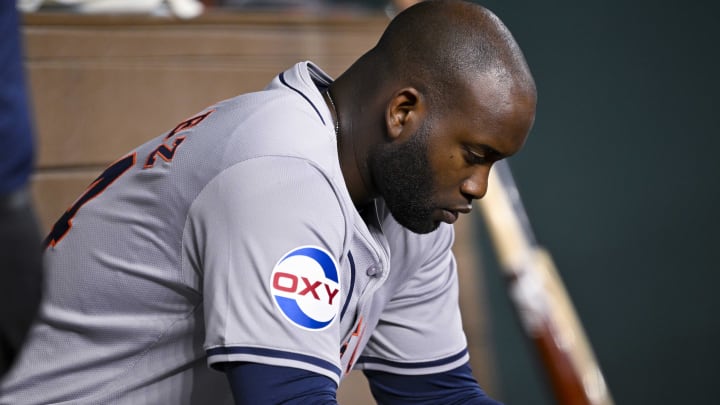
[{"left": 477, "top": 160, "right": 614, "bottom": 405}]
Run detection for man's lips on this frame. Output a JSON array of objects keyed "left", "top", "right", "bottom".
[
  {"left": 437, "top": 205, "right": 473, "bottom": 224},
  {"left": 440, "top": 209, "right": 459, "bottom": 224},
  {"left": 449, "top": 205, "right": 473, "bottom": 215}
]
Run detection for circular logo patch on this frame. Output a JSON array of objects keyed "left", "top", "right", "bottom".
[{"left": 270, "top": 246, "right": 341, "bottom": 331}]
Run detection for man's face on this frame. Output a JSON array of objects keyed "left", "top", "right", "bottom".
[{"left": 370, "top": 77, "right": 536, "bottom": 234}]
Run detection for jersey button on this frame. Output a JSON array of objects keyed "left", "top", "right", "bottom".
[{"left": 366, "top": 265, "right": 379, "bottom": 276}]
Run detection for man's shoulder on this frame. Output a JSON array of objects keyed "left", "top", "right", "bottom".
[{"left": 201, "top": 63, "right": 336, "bottom": 174}]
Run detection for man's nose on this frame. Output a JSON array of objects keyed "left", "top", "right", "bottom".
[{"left": 460, "top": 167, "right": 490, "bottom": 200}]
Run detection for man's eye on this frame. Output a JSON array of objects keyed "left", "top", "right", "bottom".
[{"left": 465, "top": 149, "right": 488, "bottom": 165}]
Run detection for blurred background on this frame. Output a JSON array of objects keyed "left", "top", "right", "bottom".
[
  {"left": 16, "top": 0, "right": 720, "bottom": 404},
  {"left": 474, "top": 1, "right": 720, "bottom": 404}
]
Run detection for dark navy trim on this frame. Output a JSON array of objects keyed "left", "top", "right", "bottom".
[
  {"left": 358, "top": 348, "right": 468, "bottom": 369},
  {"left": 364, "top": 363, "right": 498, "bottom": 404},
  {"left": 340, "top": 251, "right": 356, "bottom": 320},
  {"left": 207, "top": 346, "right": 341, "bottom": 377},
  {"left": 279, "top": 72, "right": 326, "bottom": 125}
]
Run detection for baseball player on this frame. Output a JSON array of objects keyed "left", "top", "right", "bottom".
[{"left": 0, "top": 1, "right": 536, "bottom": 403}]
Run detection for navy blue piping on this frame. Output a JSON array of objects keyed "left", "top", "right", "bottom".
[
  {"left": 357, "top": 348, "right": 468, "bottom": 369},
  {"left": 279, "top": 72, "right": 326, "bottom": 125},
  {"left": 340, "top": 251, "right": 356, "bottom": 320},
  {"left": 207, "top": 346, "right": 341, "bottom": 377}
]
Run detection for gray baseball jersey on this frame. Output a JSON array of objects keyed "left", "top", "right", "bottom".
[{"left": 0, "top": 62, "right": 470, "bottom": 404}]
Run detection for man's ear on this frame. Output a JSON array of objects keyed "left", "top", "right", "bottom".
[{"left": 385, "top": 87, "right": 425, "bottom": 141}]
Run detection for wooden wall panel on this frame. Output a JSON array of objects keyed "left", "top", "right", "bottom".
[
  {"left": 24, "top": 13, "right": 387, "bottom": 169},
  {"left": 29, "top": 64, "right": 276, "bottom": 167}
]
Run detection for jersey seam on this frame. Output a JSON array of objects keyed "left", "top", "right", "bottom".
[{"left": 87, "top": 302, "right": 205, "bottom": 402}]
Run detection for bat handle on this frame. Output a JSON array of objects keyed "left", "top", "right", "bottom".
[
  {"left": 529, "top": 321, "right": 609, "bottom": 405},
  {"left": 507, "top": 249, "right": 614, "bottom": 405}
]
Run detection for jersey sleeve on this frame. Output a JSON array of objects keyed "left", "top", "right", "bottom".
[
  {"left": 357, "top": 223, "right": 470, "bottom": 375},
  {"left": 185, "top": 156, "right": 349, "bottom": 385},
  {"left": 364, "top": 362, "right": 502, "bottom": 404},
  {"left": 224, "top": 362, "right": 338, "bottom": 404}
]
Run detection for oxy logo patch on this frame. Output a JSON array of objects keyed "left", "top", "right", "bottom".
[{"left": 270, "top": 246, "right": 340, "bottom": 331}]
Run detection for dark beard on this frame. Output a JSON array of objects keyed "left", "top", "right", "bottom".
[{"left": 367, "top": 123, "right": 439, "bottom": 234}]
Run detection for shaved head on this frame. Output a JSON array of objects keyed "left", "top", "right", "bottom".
[
  {"left": 330, "top": 0, "right": 537, "bottom": 218},
  {"left": 369, "top": 0, "right": 535, "bottom": 112}
]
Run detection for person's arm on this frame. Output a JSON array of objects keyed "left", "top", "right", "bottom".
[
  {"left": 0, "top": 1, "right": 43, "bottom": 377},
  {"left": 222, "top": 362, "right": 338, "bottom": 405},
  {"left": 193, "top": 157, "right": 350, "bottom": 397},
  {"left": 364, "top": 362, "right": 503, "bottom": 405}
]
